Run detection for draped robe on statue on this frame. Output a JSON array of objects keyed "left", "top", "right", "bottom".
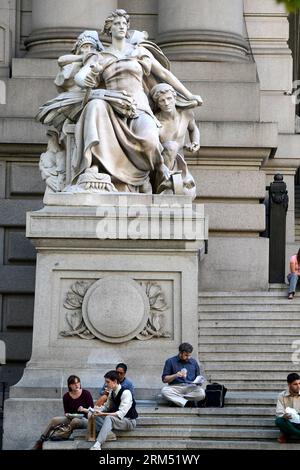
[{"left": 72, "top": 46, "right": 165, "bottom": 188}]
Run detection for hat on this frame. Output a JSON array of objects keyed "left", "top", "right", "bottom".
[{"left": 73, "top": 30, "right": 103, "bottom": 53}]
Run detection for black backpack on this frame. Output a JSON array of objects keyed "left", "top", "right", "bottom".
[{"left": 205, "top": 382, "right": 227, "bottom": 407}]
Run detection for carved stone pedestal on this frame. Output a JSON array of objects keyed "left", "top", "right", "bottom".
[{"left": 3, "top": 193, "right": 207, "bottom": 449}]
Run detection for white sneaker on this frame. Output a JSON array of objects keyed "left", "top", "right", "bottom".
[{"left": 90, "top": 441, "right": 101, "bottom": 451}]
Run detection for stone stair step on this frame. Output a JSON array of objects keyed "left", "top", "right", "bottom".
[
  {"left": 199, "top": 312, "right": 300, "bottom": 320},
  {"left": 199, "top": 360, "right": 294, "bottom": 368},
  {"left": 199, "top": 344, "right": 293, "bottom": 352},
  {"left": 209, "top": 382, "right": 281, "bottom": 391},
  {"left": 209, "top": 383, "right": 283, "bottom": 391},
  {"left": 49, "top": 426, "right": 280, "bottom": 441},
  {"left": 43, "top": 438, "right": 300, "bottom": 450},
  {"left": 199, "top": 320, "right": 300, "bottom": 328},
  {"left": 140, "top": 406, "right": 275, "bottom": 415},
  {"left": 106, "top": 427, "right": 278, "bottom": 439},
  {"left": 198, "top": 336, "right": 296, "bottom": 344},
  {"left": 154, "top": 393, "right": 278, "bottom": 406},
  {"left": 199, "top": 328, "right": 300, "bottom": 335},
  {"left": 206, "top": 371, "right": 289, "bottom": 380},
  {"left": 199, "top": 291, "right": 288, "bottom": 298},
  {"left": 199, "top": 302, "right": 299, "bottom": 308},
  {"left": 72, "top": 415, "right": 272, "bottom": 428},
  {"left": 199, "top": 298, "right": 296, "bottom": 305},
  {"left": 199, "top": 305, "right": 299, "bottom": 312},
  {"left": 137, "top": 416, "right": 274, "bottom": 427}
]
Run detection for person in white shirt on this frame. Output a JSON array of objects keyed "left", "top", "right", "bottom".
[
  {"left": 275, "top": 372, "right": 300, "bottom": 443},
  {"left": 80, "top": 370, "right": 138, "bottom": 450}
]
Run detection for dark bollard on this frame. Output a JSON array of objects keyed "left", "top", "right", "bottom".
[{"left": 268, "top": 174, "right": 289, "bottom": 283}]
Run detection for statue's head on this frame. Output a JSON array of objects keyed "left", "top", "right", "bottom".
[
  {"left": 150, "top": 83, "right": 176, "bottom": 113},
  {"left": 103, "top": 9, "right": 130, "bottom": 37},
  {"left": 150, "top": 83, "right": 176, "bottom": 103},
  {"left": 72, "top": 30, "right": 103, "bottom": 54}
]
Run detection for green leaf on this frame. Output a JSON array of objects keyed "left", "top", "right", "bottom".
[{"left": 276, "top": 0, "right": 300, "bottom": 12}]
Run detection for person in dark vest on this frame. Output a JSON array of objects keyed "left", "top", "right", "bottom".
[
  {"left": 97, "top": 362, "right": 135, "bottom": 407},
  {"left": 88, "top": 370, "right": 138, "bottom": 450}
]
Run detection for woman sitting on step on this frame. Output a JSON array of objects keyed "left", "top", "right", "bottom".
[
  {"left": 287, "top": 248, "right": 300, "bottom": 300},
  {"left": 32, "top": 375, "right": 93, "bottom": 450}
]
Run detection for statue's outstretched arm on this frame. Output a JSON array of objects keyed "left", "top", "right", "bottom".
[
  {"left": 58, "top": 54, "right": 83, "bottom": 67},
  {"left": 149, "top": 54, "right": 203, "bottom": 106}
]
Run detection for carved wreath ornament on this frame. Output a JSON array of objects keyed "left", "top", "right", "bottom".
[{"left": 60, "top": 278, "right": 170, "bottom": 342}]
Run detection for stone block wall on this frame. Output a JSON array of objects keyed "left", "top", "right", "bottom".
[{"left": 0, "top": 151, "right": 44, "bottom": 387}]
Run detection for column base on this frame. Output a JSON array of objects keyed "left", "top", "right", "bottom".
[
  {"left": 24, "top": 27, "right": 109, "bottom": 58},
  {"left": 157, "top": 30, "right": 250, "bottom": 62}
]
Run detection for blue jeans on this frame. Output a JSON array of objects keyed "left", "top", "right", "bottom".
[{"left": 287, "top": 273, "right": 299, "bottom": 294}]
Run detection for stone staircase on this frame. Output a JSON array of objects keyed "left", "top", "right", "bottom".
[
  {"left": 198, "top": 288, "right": 300, "bottom": 392},
  {"left": 295, "top": 185, "right": 300, "bottom": 242},
  {"left": 44, "top": 397, "right": 299, "bottom": 450},
  {"left": 44, "top": 287, "right": 300, "bottom": 451}
]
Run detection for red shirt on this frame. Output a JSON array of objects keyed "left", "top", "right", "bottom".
[{"left": 63, "top": 389, "right": 93, "bottom": 413}]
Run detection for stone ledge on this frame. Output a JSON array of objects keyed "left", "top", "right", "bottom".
[
  {"left": 0, "top": 119, "right": 277, "bottom": 151},
  {"left": 26, "top": 201, "right": 208, "bottom": 241}
]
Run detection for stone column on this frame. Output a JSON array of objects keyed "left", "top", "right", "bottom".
[
  {"left": 0, "top": 0, "right": 17, "bottom": 76},
  {"left": 25, "top": 0, "right": 117, "bottom": 58},
  {"left": 157, "top": 0, "right": 249, "bottom": 61},
  {"left": 244, "top": 0, "right": 294, "bottom": 133}
]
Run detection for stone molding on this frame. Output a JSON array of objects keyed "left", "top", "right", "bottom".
[
  {"left": 25, "top": 27, "right": 109, "bottom": 58},
  {"left": 156, "top": 30, "right": 250, "bottom": 62}
]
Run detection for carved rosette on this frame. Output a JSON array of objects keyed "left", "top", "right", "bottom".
[
  {"left": 60, "top": 276, "right": 170, "bottom": 342},
  {"left": 60, "top": 280, "right": 95, "bottom": 339}
]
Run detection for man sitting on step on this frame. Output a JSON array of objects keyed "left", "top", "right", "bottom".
[
  {"left": 161, "top": 342, "right": 206, "bottom": 407},
  {"left": 80, "top": 370, "right": 138, "bottom": 451},
  {"left": 275, "top": 372, "right": 300, "bottom": 443},
  {"left": 97, "top": 362, "right": 135, "bottom": 407}
]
